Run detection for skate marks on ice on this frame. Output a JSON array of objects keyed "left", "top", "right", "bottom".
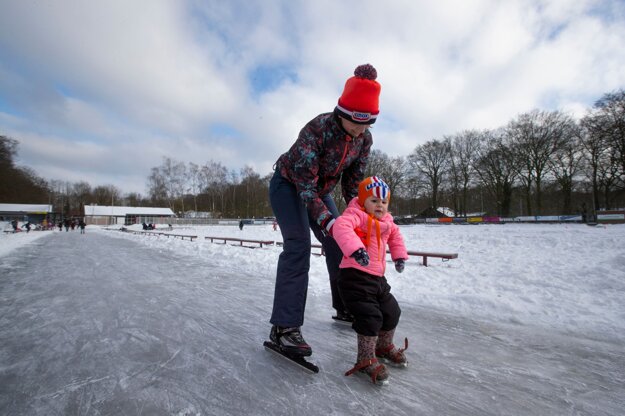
[
  {"left": 0, "top": 232, "right": 271, "bottom": 415},
  {"left": 369, "top": 304, "right": 625, "bottom": 416},
  {"left": 0, "top": 231, "right": 623, "bottom": 415},
  {"left": 265, "top": 299, "right": 625, "bottom": 416}
]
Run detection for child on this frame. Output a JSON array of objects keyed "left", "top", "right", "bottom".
[{"left": 332, "top": 176, "right": 409, "bottom": 385}]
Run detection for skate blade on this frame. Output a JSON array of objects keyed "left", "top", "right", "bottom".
[
  {"left": 378, "top": 357, "right": 408, "bottom": 368},
  {"left": 386, "top": 361, "right": 408, "bottom": 368},
  {"left": 263, "top": 341, "right": 319, "bottom": 374},
  {"left": 356, "top": 371, "right": 389, "bottom": 386},
  {"left": 331, "top": 316, "right": 353, "bottom": 326}
]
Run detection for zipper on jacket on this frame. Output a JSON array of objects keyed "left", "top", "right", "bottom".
[{"left": 333, "top": 135, "right": 352, "bottom": 177}]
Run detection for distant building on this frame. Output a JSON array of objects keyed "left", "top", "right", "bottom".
[
  {"left": 84, "top": 205, "right": 176, "bottom": 226},
  {"left": 0, "top": 203, "right": 54, "bottom": 224},
  {"left": 417, "top": 206, "right": 453, "bottom": 218}
]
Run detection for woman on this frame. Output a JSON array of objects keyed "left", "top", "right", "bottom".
[{"left": 268, "top": 64, "right": 382, "bottom": 357}]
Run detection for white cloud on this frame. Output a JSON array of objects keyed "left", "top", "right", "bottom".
[{"left": 0, "top": 0, "right": 624, "bottom": 194}]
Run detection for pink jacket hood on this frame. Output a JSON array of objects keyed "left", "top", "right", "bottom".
[{"left": 333, "top": 197, "right": 408, "bottom": 277}]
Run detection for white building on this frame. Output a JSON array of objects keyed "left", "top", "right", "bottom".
[
  {"left": 0, "top": 203, "right": 54, "bottom": 223},
  {"left": 84, "top": 205, "right": 175, "bottom": 226}
]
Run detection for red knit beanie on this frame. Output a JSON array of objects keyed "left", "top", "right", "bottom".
[
  {"left": 358, "top": 176, "right": 390, "bottom": 206},
  {"left": 336, "top": 64, "right": 381, "bottom": 125}
]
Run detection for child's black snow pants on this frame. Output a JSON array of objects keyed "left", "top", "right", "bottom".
[{"left": 337, "top": 267, "right": 401, "bottom": 336}]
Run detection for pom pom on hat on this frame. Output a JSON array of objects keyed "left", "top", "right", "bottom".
[
  {"left": 354, "top": 64, "right": 377, "bottom": 80},
  {"left": 358, "top": 176, "right": 390, "bottom": 206},
  {"left": 336, "top": 64, "right": 381, "bottom": 125}
]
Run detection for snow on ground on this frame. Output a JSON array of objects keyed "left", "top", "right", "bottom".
[
  {"left": 3, "top": 221, "right": 624, "bottom": 343},
  {"left": 0, "top": 223, "right": 50, "bottom": 258}
]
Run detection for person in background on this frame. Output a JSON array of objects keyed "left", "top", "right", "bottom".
[
  {"left": 333, "top": 176, "right": 409, "bottom": 385},
  {"left": 268, "top": 63, "right": 381, "bottom": 357},
  {"left": 79, "top": 219, "right": 86, "bottom": 234}
]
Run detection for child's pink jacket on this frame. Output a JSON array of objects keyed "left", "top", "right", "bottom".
[{"left": 333, "top": 198, "right": 409, "bottom": 277}]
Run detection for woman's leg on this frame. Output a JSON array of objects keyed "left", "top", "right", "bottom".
[
  {"left": 269, "top": 172, "right": 312, "bottom": 327},
  {"left": 310, "top": 194, "right": 346, "bottom": 314}
]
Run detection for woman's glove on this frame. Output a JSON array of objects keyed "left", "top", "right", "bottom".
[
  {"left": 394, "top": 259, "right": 405, "bottom": 273},
  {"left": 351, "top": 248, "right": 370, "bottom": 266}
]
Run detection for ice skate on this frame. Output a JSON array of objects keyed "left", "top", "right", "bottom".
[
  {"left": 269, "top": 325, "right": 312, "bottom": 357},
  {"left": 376, "top": 331, "right": 408, "bottom": 368},
  {"left": 264, "top": 326, "right": 318, "bottom": 373},
  {"left": 332, "top": 310, "right": 354, "bottom": 325},
  {"left": 345, "top": 357, "right": 389, "bottom": 386},
  {"left": 345, "top": 334, "right": 389, "bottom": 385}
]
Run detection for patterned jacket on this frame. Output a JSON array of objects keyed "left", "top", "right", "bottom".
[
  {"left": 333, "top": 197, "right": 409, "bottom": 277},
  {"left": 275, "top": 111, "right": 372, "bottom": 227}
]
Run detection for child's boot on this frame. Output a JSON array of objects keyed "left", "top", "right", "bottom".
[
  {"left": 345, "top": 334, "right": 389, "bottom": 385},
  {"left": 376, "top": 329, "right": 408, "bottom": 367}
]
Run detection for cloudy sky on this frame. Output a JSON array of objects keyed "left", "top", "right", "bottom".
[{"left": 1, "top": 0, "right": 624, "bottom": 195}]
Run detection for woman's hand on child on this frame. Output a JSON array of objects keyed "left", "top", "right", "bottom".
[
  {"left": 394, "top": 259, "right": 405, "bottom": 273},
  {"left": 351, "top": 248, "right": 370, "bottom": 266}
]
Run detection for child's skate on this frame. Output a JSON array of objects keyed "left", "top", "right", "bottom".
[
  {"left": 376, "top": 337, "right": 408, "bottom": 368},
  {"left": 345, "top": 334, "right": 390, "bottom": 385},
  {"left": 345, "top": 358, "right": 389, "bottom": 385}
]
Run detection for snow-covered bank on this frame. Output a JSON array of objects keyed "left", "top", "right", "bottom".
[{"left": 0, "top": 223, "right": 51, "bottom": 258}]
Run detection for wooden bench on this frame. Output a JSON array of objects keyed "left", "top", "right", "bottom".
[
  {"left": 177, "top": 233, "right": 460, "bottom": 265},
  {"left": 161, "top": 233, "right": 197, "bottom": 241},
  {"left": 276, "top": 242, "right": 458, "bottom": 267},
  {"left": 273, "top": 242, "right": 326, "bottom": 255},
  {"left": 407, "top": 250, "right": 458, "bottom": 266},
  {"left": 204, "top": 236, "right": 274, "bottom": 248},
  {"left": 306, "top": 244, "right": 457, "bottom": 266},
  {"left": 121, "top": 229, "right": 197, "bottom": 241}
]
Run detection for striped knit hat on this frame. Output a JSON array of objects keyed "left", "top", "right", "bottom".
[
  {"left": 336, "top": 64, "right": 381, "bottom": 125},
  {"left": 358, "top": 176, "right": 390, "bottom": 206}
]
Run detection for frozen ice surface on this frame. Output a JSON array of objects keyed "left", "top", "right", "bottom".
[{"left": 0, "top": 224, "right": 624, "bottom": 415}]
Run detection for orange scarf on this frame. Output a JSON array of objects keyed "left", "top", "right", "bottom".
[{"left": 359, "top": 208, "right": 383, "bottom": 262}]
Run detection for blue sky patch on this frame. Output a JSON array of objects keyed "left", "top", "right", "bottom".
[
  {"left": 0, "top": 96, "right": 17, "bottom": 115},
  {"left": 249, "top": 64, "right": 297, "bottom": 97},
  {"left": 209, "top": 123, "right": 241, "bottom": 139}
]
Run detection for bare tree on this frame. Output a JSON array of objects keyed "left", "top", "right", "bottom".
[
  {"left": 92, "top": 185, "right": 121, "bottom": 207},
  {"left": 71, "top": 181, "right": 92, "bottom": 216},
  {"left": 200, "top": 160, "right": 229, "bottom": 216},
  {"left": 580, "top": 92, "right": 625, "bottom": 211},
  {"left": 228, "top": 169, "right": 239, "bottom": 217},
  {"left": 147, "top": 167, "right": 168, "bottom": 206},
  {"left": 239, "top": 165, "right": 264, "bottom": 218},
  {"left": 474, "top": 130, "right": 518, "bottom": 216},
  {"left": 506, "top": 110, "right": 574, "bottom": 215},
  {"left": 187, "top": 162, "right": 201, "bottom": 213},
  {"left": 549, "top": 125, "right": 584, "bottom": 214},
  {"left": 125, "top": 192, "right": 144, "bottom": 207},
  {"left": 147, "top": 157, "right": 187, "bottom": 213},
  {"left": 408, "top": 139, "right": 450, "bottom": 210},
  {"left": 446, "top": 130, "right": 482, "bottom": 217},
  {"left": 0, "top": 135, "right": 49, "bottom": 203},
  {"left": 589, "top": 89, "right": 625, "bottom": 187}
]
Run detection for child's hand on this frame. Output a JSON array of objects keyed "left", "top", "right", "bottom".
[
  {"left": 394, "top": 259, "right": 405, "bottom": 273},
  {"left": 351, "top": 248, "right": 370, "bottom": 266}
]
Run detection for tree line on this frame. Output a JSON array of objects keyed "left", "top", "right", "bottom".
[{"left": 2, "top": 89, "right": 623, "bottom": 219}]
